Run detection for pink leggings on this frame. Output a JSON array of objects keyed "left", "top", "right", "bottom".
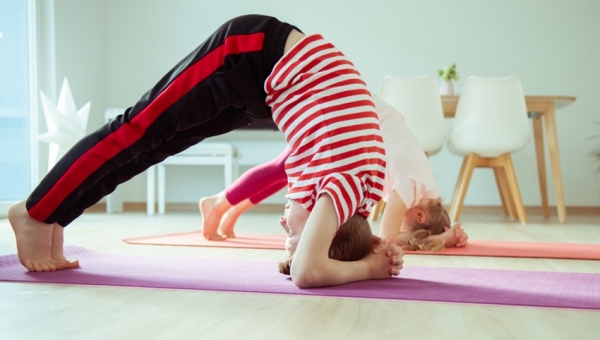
[{"left": 225, "top": 146, "right": 291, "bottom": 205}]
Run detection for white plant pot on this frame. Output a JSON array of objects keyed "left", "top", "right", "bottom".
[{"left": 439, "top": 79, "right": 454, "bottom": 95}]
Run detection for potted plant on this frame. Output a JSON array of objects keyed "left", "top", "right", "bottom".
[{"left": 438, "top": 63, "right": 459, "bottom": 95}]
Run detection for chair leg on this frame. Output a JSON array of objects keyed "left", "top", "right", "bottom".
[
  {"left": 493, "top": 167, "right": 517, "bottom": 219},
  {"left": 449, "top": 153, "right": 478, "bottom": 223},
  {"left": 369, "top": 201, "right": 386, "bottom": 222},
  {"left": 533, "top": 117, "right": 549, "bottom": 218},
  {"left": 369, "top": 202, "right": 379, "bottom": 222},
  {"left": 379, "top": 201, "right": 387, "bottom": 221},
  {"left": 501, "top": 154, "right": 527, "bottom": 223}
]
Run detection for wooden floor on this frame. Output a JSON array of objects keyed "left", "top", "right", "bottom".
[{"left": 1, "top": 208, "right": 599, "bottom": 339}]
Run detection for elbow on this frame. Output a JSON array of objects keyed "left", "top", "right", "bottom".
[{"left": 290, "top": 263, "right": 322, "bottom": 289}]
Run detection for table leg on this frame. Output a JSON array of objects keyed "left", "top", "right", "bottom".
[
  {"left": 224, "top": 158, "right": 233, "bottom": 187},
  {"left": 158, "top": 165, "right": 166, "bottom": 214},
  {"left": 146, "top": 166, "right": 155, "bottom": 215},
  {"left": 105, "top": 186, "right": 123, "bottom": 213},
  {"left": 532, "top": 115, "right": 549, "bottom": 218},
  {"left": 543, "top": 103, "right": 567, "bottom": 223}
]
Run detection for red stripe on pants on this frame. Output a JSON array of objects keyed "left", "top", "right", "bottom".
[{"left": 28, "top": 33, "right": 265, "bottom": 221}]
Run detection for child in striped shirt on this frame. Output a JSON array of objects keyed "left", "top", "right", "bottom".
[
  {"left": 201, "top": 98, "right": 468, "bottom": 271},
  {"left": 263, "top": 32, "right": 400, "bottom": 287},
  {"left": 8, "top": 14, "right": 401, "bottom": 288}
]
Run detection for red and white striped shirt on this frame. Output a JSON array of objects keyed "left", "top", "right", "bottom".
[{"left": 265, "top": 34, "right": 386, "bottom": 225}]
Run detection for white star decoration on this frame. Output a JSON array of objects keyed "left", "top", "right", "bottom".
[{"left": 36, "top": 78, "right": 91, "bottom": 171}]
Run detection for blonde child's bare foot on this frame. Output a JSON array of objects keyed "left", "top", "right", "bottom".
[
  {"left": 218, "top": 229, "right": 235, "bottom": 238},
  {"left": 218, "top": 199, "right": 255, "bottom": 238},
  {"left": 8, "top": 201, "right": 58, "bottom": 272},
  {"left": 51, "top": 224, "right": 79, "bottom": 270},
  {"left": 199, "top": 193, "right": 232, "bottom": 241},
  {"left": 218, "top": 210, "right": 238, "bottom": 238}
]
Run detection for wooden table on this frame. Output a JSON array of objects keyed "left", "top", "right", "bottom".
[{"left": 441, "top": 95, "right": 576, "bottom": 223}]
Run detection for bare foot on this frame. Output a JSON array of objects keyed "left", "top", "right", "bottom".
[
  {"left": 8, "top": 201, "right": 58, "bottom": 272},
  {"left": 51, "top": 224, "right": 79, "bottom": 270},
  {"left": 218, "top": 199, "right": 255, "bottom": 238},
  {"left": 218, "top": 210, "right": 237, "bottom": 239},
  {"left": 199, "top": 193, "right": 232, "bottom": 241}
]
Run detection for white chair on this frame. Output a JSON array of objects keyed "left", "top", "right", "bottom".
[
  {"left": 447, "top": 77, "right": 530, "bottom": 223},
  {"left": 146, "top": 143, "right": 239, "bottom": 215},
  {"left": 370, "top": 76, "right": 446, "bottom": 221},
  {"left": 377, "top": 76, "right": 446, "bottom": 155}
]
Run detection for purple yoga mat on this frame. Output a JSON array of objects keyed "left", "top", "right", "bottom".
[{"left": 1, "top": 246, "right": 599, "bottom": 310}]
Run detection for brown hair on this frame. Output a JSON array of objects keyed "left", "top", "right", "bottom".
[
  {"left": 403, "top": 200, "right": 451, "bottom": 252},
  {"left": 278, "top": 214, "right": 373, "bottom": 275}
]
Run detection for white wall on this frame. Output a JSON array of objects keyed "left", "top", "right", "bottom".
[
  {"left": 54, "top": 0, "right": 108, "bottom": 134},
  {"left": 49, "top": 0, "right": 600, "bottom": 207}
]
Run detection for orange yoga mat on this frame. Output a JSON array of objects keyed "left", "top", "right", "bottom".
[
  {"left": 123, "top": 231, "right": 600, "bottom": 260},
  {"left": 124, "top": 231, "right": 286, "bottom": 250}
]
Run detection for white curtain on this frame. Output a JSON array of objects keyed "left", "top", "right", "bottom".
[{"left": 0, "top": 0, "right": 38, "bottom": 218}]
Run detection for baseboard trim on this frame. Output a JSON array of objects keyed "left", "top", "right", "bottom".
[
  {"left": 86, "top": 202, "right": 600, "bottom": 216},
  {"left": 457, "top": 205, "right": 600, "bottom": 216},
  {"left": 85, "top": 202, "right": 286, "bottom": 214}
]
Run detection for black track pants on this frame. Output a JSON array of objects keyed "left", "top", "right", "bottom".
[{"left": 27, "top": 14, "right": 296, "bottom": 226}]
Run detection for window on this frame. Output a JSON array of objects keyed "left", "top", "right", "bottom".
[{"left": 0, "top": 0, "right": 36, "bottom": 216}]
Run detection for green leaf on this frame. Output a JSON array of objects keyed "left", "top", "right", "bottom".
[{"left": 438, "top": 63, "right": 459, "bottom": 81}]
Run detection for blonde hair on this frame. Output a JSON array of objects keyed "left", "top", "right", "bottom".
[
  {"left": 403, "top": 200, "right": 451, "bottom": 252},
  {"left": 278, "top": 214, "right": 373, "bottom": 275}
]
